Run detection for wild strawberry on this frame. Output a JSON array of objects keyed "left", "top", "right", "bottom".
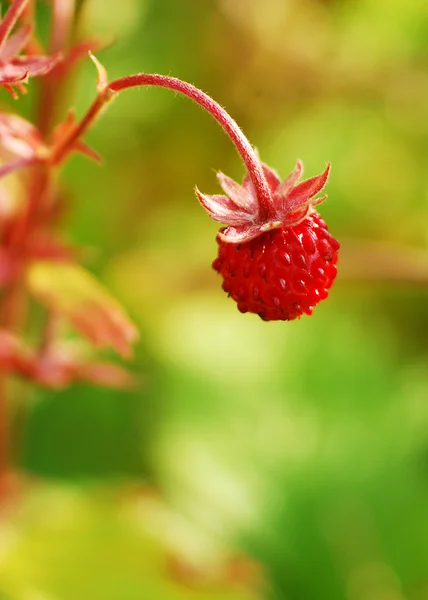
[
  {"left": 196, "top": 160, "right": 339, "bottom": 320},
  {"left": 53, "top": 68, "right": 339, "bottom": 321}
]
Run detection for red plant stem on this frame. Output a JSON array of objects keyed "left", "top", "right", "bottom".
[
  {"left": 0, "top": 0, "right": 29, "bottom": 52},
  {"left": 0, "top": 2, "right": 30, "bottom": 465},
  {"left": 52, "top": 87, "right": 114, "bottom": 163},
  {"left": 55, "top": 74, "right": 275, "bottom": 219},
  {"left": 0, "top": 0, "right": 73, "bottom": 477},
  {"left": 38, "top": 0, "right": 75, "bottom": 134},
  {"left": 1, "top": 166, "right": 49, "bottom": 343}
]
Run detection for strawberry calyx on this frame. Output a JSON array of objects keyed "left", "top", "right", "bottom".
[{"left": 195, "top": 160, "right": 331, "bottom": 244}]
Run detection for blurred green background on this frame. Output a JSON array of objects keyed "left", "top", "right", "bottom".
[{"left": 2, "top": 0, "right": 428, "bottom": 599}]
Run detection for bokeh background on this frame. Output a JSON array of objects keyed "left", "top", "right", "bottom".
[{"left": 2, "top": 0, "right": 428, "bottom": 598}]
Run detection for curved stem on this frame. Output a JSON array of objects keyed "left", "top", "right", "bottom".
[
  {"left": 109, "top": 75, "right": 273, "bottom": 217},
  {"left": 54, "top": 73, "right": 274, "bottom": 219}
]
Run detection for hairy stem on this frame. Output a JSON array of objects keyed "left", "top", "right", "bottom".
[{"left": 54, "top": 73, "right": 275, "bottom": 219}]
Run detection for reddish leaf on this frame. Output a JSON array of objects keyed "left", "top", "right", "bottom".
[
  {"left": 27, "top": 261, "right": 139, "bottom": 357},
  {"left": 0, "top": 0, "right": 62, "bottom": 97},
  {"left": 79, "top": 361, "right": 136, "bottom": 389},
  {"left": 0, "top": 24, "right": 32, "bottom": 60}
]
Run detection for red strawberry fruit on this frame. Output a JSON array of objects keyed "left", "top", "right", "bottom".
[
  {"left": 54, "top": 68, "right": 339, "bottom": 322},
  {"left": 196, "top": 160, "right": 339, "bottom": 321}
]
